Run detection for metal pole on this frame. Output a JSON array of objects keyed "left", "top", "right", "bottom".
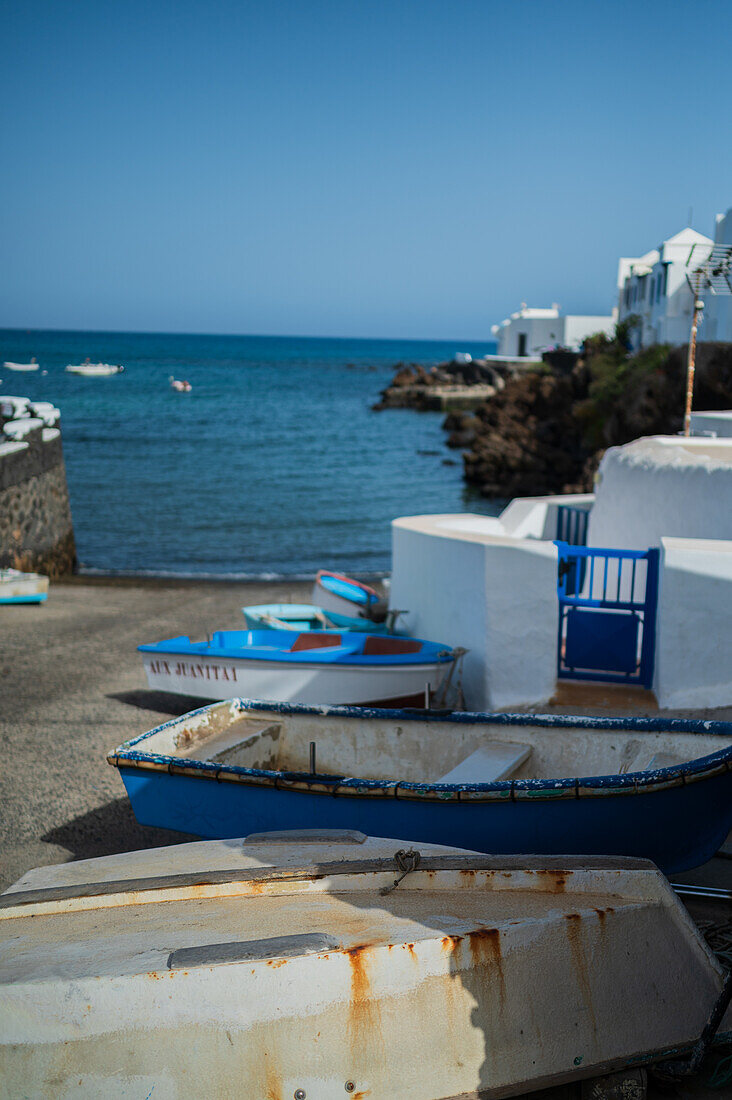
[{"left": 683, "top": 280, "right": 702, "bottom": 438}]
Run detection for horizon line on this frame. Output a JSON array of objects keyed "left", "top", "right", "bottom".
[{"left": 0, "top": 324, "right": 498, "bottom": 345}]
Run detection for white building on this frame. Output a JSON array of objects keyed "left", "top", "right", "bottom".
[
  {"left": 704, "top": 206, "right": 732, "bottom": 343},
  {"left": 616, "top": 225, "right": 719, "bottom": 350},
  {"left": 491, "top": 305, "right": 614, "bottom": 358},
  {"left": 390, "top": 434, "right": 732, "bottom": 712}
]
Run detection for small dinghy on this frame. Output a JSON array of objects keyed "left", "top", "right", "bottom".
[
  {"left": 110, "top": 700, "right": 732, "bottom": 872},
  {"left": 242, "top": 602, "right": 402, "bottom": 634},
  {"left": 313, "top": 569, "right": 382, "bottom": 619},
  {"left": 3, "top": 359, "right": 39, "bottom": 372},
  {"left": 169, "top": 375, "right": 192, "bottom": 392},
  {"left": 139, "top": 630, "right": 455, "bottom": 707},
  {"left": 2, "top": 830, "right": 730, "bottom": 1098},
  {"left": 0, "top": 568, "right": 48, "bottom": 604},
  {"left": 65, "top": 361, "right": 124, "bottom": 376}
]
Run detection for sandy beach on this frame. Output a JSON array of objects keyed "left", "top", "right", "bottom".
[{"left": 0, "top": 576, "right": 311, "bottom": 890}]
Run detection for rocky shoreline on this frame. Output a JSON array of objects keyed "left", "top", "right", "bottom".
[
  {"left": 372, "top": 355, "right": 521, "bottom": 412},
  {"left": 375, "top": 339, "right": 732, "bottom": 498}
]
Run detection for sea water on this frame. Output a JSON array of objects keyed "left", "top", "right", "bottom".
[{"left": 0, "top": 330, "right": 501, "bottom": 576}]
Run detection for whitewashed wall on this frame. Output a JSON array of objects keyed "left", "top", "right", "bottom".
[
  {"left": 588, "top": 437, "right": 732, "bottom": 550},
  {"left": 391, "top": 515, "right": 558, "bottom": 710},
  {"left": 691, "top": 411, "right": 732, "bottom": 438},
  {"left": 655, "top": 537, "right": 732, "bottom": 710}
]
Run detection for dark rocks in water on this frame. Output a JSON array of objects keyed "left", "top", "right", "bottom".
[
  {"left": 372, "top": 357, "right": 514, "bottom": 411},
  {"left": 462, "top": 341, "right": 732, "bottom": 498}
]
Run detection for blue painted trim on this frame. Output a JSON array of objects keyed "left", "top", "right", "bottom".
[
  {"left": 137, "top": 630, "right": 453, "bottom": 666},
  {"left": 0, "top": 593, "right": 47, "bottom": 604},
  {"left": 109, "top": 698, "right": 732, "bottom": 802}
]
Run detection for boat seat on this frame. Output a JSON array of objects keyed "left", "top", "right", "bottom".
[
  {"left": 175, "top": 721, "right": 281, "bottom": 762},
  {"left": 362, "top": 636, "right": 422, "bottom": 656},
  {"left": 437, "top": 742, "right": 532, "bottom": 784},
  {"left": 290, "top": 632, "right": 342, "bottom": 652}
]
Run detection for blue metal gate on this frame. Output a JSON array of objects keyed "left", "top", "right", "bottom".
[{"left": 555, "top": 542, "right": 660, "bottom": 688}]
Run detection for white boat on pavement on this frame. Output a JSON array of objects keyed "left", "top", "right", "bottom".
[
  {"left": 0, "top": 569, "right": 49, "bottom": 604},
  {"left": 66, "top": 361, "right": 124, "bottom": 377},
  {"left": 139, "top": 628, "right": 455, "bottom": 707},
  {"left": 1, "top": 831, "right": 729, "bottom": 1098}
]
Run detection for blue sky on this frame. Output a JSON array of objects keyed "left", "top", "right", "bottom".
[{"left": 1, "top": 0, "right": 730, "bottom": 339}]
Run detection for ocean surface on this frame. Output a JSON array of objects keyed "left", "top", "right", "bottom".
[{"left": 0, "top": 330, "right": 502, "bottom": 577}]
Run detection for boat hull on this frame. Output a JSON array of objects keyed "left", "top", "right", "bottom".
[
  {"left": 242, "top": 603, "right": 391, "bottom": 633},
  {"left": 141, "top": 652, "right": 443, "bottom": 706},
  {"left": 118, "top": 760, "right": 732, "bottom": 874},
  {"left": 1, "top": 837, "right": 729, "bottom": 1098},
  {"left": 0, "top": 572, "right": 48, "bottom": 604}
]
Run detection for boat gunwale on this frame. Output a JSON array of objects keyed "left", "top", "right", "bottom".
[
  {"left": 137, "top": 633, "right": 452, "bottom": 665},
  {"left": 107, "top": 699, "right": 732, "bottom": 802}
]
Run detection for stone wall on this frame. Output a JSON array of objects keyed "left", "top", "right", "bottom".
[{"left": 0, "top": 425, "right": 76, "bottom": 577}]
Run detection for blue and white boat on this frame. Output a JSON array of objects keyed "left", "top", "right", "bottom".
[
  {"left": 313, "top": 570, "right": 382, "bottom": 619},
  {"left": 242, "top": 602, "right": 401, "bottom": 634},
  {"left": 139, "top": 630, "right": 455, "bottom": 708},
  {"left": 0, "top": 569, "right": 48, "bottom": 604},
  {"left": 109, "top": 699, "right": 732, "bottom": 874}
]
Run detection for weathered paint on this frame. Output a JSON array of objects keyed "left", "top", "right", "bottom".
[
  {"left": 1, "top": 835, "right": 730, "bottom": 1098},
  {"left": 107, "top": 700, "right": 732, "bottom": 873}
]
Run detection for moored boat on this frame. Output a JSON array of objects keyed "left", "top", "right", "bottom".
[
  {"left": 3, "top": 359, "right": 39, "bottom": 372},
  {"left": 242, "top": 602, "right": 402, "bottom": 634},
  {"left": 138, "top": 630, "right": 454, "bottom": 707},
  {"left": 313, "top": 569, "right": 382, "bottom": 619},
  {"left": 0, "top": 568, "right": 49, "bottom": 604},
  {"left": 2, "top": 830, "right": 730, "bottom": 1097},
  {"left": 169, "top": 375, "right": 192, "bottom": 392},
  {"left": 110, "top": 699, "right": 732, "bottom": 872},
  {"left": 65, "top": 361, "right": 124, "bottom": 376}
]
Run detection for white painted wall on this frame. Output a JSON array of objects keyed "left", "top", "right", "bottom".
[
  {"left": 655, "top": 537, "right": 732, "bottom": 710},
  {"left": 492, "top": 309, "right": 613, "bottom": 357},
  {"left": 691, "top": 411, "right": 732, "bottom": 438},
  {"left": 391, "top": 515, "right": 558, "bottom": 710},
  {"left": 704, "top": 206, "right": 732, "bottom": 343},
  {"left": 588, "top": 436, "right": 732, "bottom": 550}
]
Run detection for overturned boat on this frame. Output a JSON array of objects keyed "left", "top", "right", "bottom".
[
  {"left": 110, "top": 700, "right": 732, "bottom": 873},
  {"left": 139, "top": 630, "right": 454, "bottom": 707},
  {"left": 2, "top": 830, "right": 730, "bottom": 1098}
]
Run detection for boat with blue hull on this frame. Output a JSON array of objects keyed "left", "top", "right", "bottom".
[
  {"left": 242, "top": 603, "right": 401, "bottom": 634},
  {"left": 313, "top": 570, "right": 382, "bottom": 619},
  {"left": 108, "top": 700, "right": 732, "bottom": 874},
  {"left": 139, "top": 631, "right": 455, "bottom": 707}
]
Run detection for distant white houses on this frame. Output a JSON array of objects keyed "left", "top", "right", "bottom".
[
  {"left": 616, "top": 209, "right": 732, "bottom": 350},
  {"left": 616, "top": 227, "right": 714, "bottom": 350},
  {"left": 491, "top": 305, "right": 614, "bottom": 358}
]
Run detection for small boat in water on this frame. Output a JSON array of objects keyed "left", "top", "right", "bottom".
[
  {"left": 65, "top": 361, "right": 124, "bottom": 377},
  {"left": 313, "top": 569, "right": 382, "bottom": 619},
  {"left": 169, "top": 375, "right": 192, "bottom": 392},
  {"left": 3, "top": 359, "right": 39, "bottom": 372},
  {"left": 2, "top": 830, "right": 729, "bottom": 1097},
  {"left": 0, "top": 569, "right": 49, "bottom": 604},
  {"left": 110, "top": 699, "right": 732, "bottom": 873},
  {"left": 139, "top": 630, "right": 455, "bottom": 707},
  {"left": 242, "top": 602, "right": 402, "bottom": 634}
]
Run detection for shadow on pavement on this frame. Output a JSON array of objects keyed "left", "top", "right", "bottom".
[
  {"left": 42, "top": 797, "right": 198, "bottom": 862},
  {"left": 107, "top": 689, "right": 212, "bottom": 717}
]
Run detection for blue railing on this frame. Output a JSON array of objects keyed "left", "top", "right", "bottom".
[
  {"left": 555, "top": 504, "right": 589, "bottom": 546},
  {"left": 555, "top": 542, "right": 660, "bottom": 688}
]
